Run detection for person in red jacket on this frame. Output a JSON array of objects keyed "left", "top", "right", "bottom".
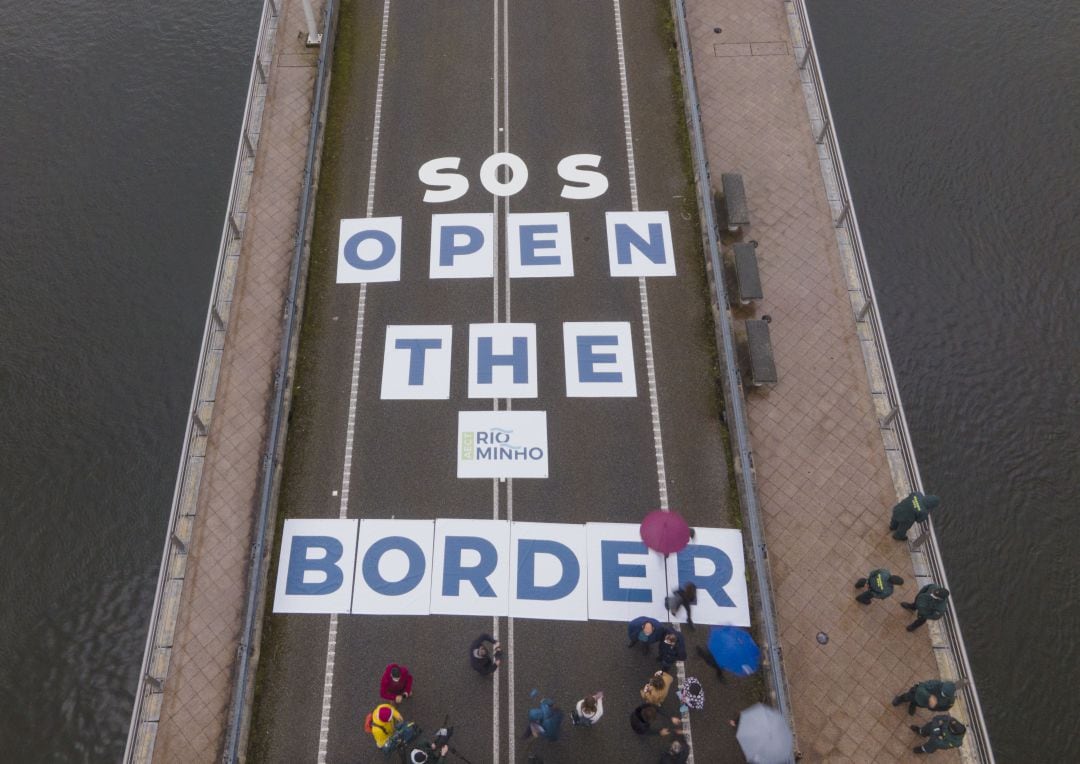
[{"left": 380, "top": 663, "right": 414, "bottom": 704}]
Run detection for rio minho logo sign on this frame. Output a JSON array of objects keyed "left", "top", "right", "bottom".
[{"left": 458, "top": 411, "right": 548, "bottom": 478}]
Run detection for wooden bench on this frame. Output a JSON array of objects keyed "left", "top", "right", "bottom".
[
  {"left": 744, "top": 319, "right": 778, "bottom": 386},
  {"left": 721, "top": 173, "right": 750, "bottom": 232},
  {"left": 732, "top": 242, "right": 762, "bottom": 303}
]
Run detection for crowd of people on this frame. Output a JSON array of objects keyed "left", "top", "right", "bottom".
[{"left": 360, "top": 491, "right": 967, "bottom": 760}]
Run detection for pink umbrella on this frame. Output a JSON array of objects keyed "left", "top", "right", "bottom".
[{"left": 639, "top": 509, "right": 691, "bottom": 555}]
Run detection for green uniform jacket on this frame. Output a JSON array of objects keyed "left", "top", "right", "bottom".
[
  {"left": 914, "top": 585, "right": 948, "bottom": 620},
  {"left": 891, "top": 492, "right": 936, "bottom": 526},
  {"left": 923, "top": 715, "right": 964, "bottom": 751},
  {"left": 914, "top": 680, "right": 954, "bottom": 710},
  {"left": 866, "top": 568, "right": 894, "bottom": 598}
]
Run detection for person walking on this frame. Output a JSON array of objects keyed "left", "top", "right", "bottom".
[
  {"left": 666, "top": 582, "right": 697, "bottom": 630},
  {"left": 641, "top": 670, "right": 674, "bottom": 707},
  {"left": 854, "top": 569, "right": 904, "bottom": 605},
  {"left": 630, "top": 704, "right": 682, "bottom": 737},
  {"left": 889, "top": 492, "right": 940, "bottom": 540},
  {"left": 523, "top": 696, "right": 564, "bottom": 743},
  {"left": 676, "top": 676, "right": 705, "bottom": 712},
  {"left": 627, "top": 616, "right": 664, "bottom": 654},
  {"left": 910, "top": 714, "right": 966, "bottom": 754},
  {"left": 900, "top": 584, "right": 950, "bottom": 631},
  {"left": 657, "top": 628, "right": 686, "bottom": 671},
  {"left": 892, "top": 680, "right": 957, "bottom": 715},
  {"left": 571, "top": 691, "right": 604, "bottom": 727},
  {"left": 469, "top": 633, "right": 502, "bottom": 675},
  {"left": 380, "top": 662, "right": 414, "bottom": 704}
]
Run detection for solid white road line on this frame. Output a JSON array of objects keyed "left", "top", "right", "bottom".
[
  {"left": 317, "top": 1, "right": 393, "bottom": 761},
  {"left": 611, "top": 1, "right": 692, "bottom": 760}
]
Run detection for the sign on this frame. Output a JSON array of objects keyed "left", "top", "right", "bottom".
[
  {"left": 457, "top": 410, "right": 548, "bottom": 479},
  {"left": 273, "top": 518, "right": 751, "bottom": 627}
]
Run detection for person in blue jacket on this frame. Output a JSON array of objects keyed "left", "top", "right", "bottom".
[
  {"left": 627, "top": 616, "right": 664, "bottom": 654},
  {"left": 657, "top": 628, "right": 687, "bottom": 671},
  {"left": 522, "top": 696, "right": 564, "bottom": 743}
]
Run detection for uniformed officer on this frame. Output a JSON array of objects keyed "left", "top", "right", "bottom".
[
  {"left": 889, "top": 491, "right": 940, "bottom": 540},
  {"left": 910, "top": 714, "right": 966, "bottom": 754},
  {"left": 892, "top": 679, "right": 957, "bottom": 715},
  {"left": 854, "top": 568, "right": 904, "bottom": 605},
  {"left": 900, "top": 584, "right": 950, "bottom": 631}
]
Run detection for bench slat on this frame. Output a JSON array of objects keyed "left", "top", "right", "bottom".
[
  {"left": 745, "top": 319, "right": 778, "bottom": 385},
  {"left": 721, "top": 173, "right": 750, "bottom": 229},
  {"left": 732, "top": 242, "right": 763, "bottom": 302}
]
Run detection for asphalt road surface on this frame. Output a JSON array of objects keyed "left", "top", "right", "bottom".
[{"left": 249, "top": 1, "right": 756, "bottom": 761}]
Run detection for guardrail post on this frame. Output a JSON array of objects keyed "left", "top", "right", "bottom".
[
  {"left": 815, "top": 117, "right": 829, "bottom": 145},
  {"left": 799, "top": 45, "right": 812, "bottom": 70},
  {"left": 144, "top": 673, "right": 164, "bottom": 692},
  {"left": 856, "top": 299, "right": 872, "bottom": 322},
  {"left": 834, "top": 200, "right": 851, "bottom": 228},
  {"left": 909, "top": 528, "right": 931, "bottom": 549},
  {"left": 193, "top": 411, "right": 208, "bottom": 436},
  {"left": 879, "top": 405, "right": 899, "bottom": 429}
]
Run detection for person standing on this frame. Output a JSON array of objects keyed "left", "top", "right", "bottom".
[
  {"left": 854, "top": 569, "right": 904, "bottom": 605},
  {"left": 627, "top": 616, "right": 664, "bottom": 653},
  {"left": 630, "top": 704, "right": 682, "bottom": 737},
  {"left": 380, "top": 663, "right": 414, "bottom": 704},
  {"left": 892, "top": 680, "right": 956, "bottom": 715},
  {"left": 666, "top": 582, "right": 697, "bottom": 630},
  {"left": 469, "top": 633, "right": 502, "bottom": 675},
  {"left": 889, "top": 492, "right": 940, "bottom": 540},
  {"left": 366, "top": 703, "right": 402, "bottom": 750},
  {"left": 910, "top": 714, "right": 966, "bottom": 754},
  {"left": 900, "top": 584, "right": 950, "bottom": 631},
  {"left": 571, "top": 692, "right": 604, "bottom": 727},
  {"left": 660, "top": 734, "right": 691, "bottom": 764},
  {"left": 657, "top": 629, "right": 686, "bottom": 671},
  {"left": 641, "top": 670, "right": 674, "bottom": 707}
]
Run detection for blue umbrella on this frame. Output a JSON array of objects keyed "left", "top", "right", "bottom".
[{"left": 707, "top": 626, "right": 761, "bottom": 676}]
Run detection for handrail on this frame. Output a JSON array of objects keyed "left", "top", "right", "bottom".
[
  {"left": 669, "top": 1, "right": 795, "bottom": 758},
  {"left": 222, "top": 0, "right": 337, "bottom": 759},
  {"left": 788, "top": 2, "right": 994, "bottom": 761},
  {"left": 123, "top": 0, "right": 282, "bottom": 760}
]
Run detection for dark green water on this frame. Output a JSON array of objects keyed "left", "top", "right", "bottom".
[
  {"left": 808, "top": 1, "right": 1080, "bottom": 759},
  {"left": 0, "top": 0, "right": 259, "bottom": 759}
]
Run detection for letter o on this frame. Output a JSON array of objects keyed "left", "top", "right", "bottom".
[
  {"left": 479, "top": 152, "right": 529, "bottom": 197},
  {"left": 343, "top": 229, "right": 396, "bottom": 270}
]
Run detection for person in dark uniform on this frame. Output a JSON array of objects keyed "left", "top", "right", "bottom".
[
  {"left": 854, "top": 568, "right": 905, "bottom": 604},
  {"left": 627, "top": 616, "right": 664, "bottom": 654},
  {"left": 892, "top": 679, "right": 957, "bottom": 715},
  {"left": 900, "top": 584, "right": 950, "bottom": 631},
  {"left": 889, "top": 492, "right": 940, "bottom": 540},
  {"left": 910, "top": 714, "right": 966, "bottom": 754}
]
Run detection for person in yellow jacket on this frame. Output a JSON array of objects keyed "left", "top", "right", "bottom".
[
  {"left": 367, "top": 703, "right": 402, "bottom": 749},
  {"left": 640, "top": 670, "right": 673, "bottom": 707}
]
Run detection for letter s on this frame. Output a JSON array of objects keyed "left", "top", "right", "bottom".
[
  {"left": 557, "top": 154, "right": 609, "bottom": 200},
  {"left": 419, "top": 157, "right": 469, "bottom": 203}
]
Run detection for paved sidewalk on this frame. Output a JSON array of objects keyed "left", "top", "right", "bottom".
[
  {"left": 685, "top": 1, "right": 951, "bottom": 761},
  {"left": 152, "top": 1, "right": 323, "bottom": 760}
]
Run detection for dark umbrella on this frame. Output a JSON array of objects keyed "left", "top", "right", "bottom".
[
  {"left": 707, "top": 626, "right": 761, "bottom": 675},
  {"left": 640, "top": 509, "right": 692, "bottom": 608}
]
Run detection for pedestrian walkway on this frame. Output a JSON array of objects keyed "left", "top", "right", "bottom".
[
  {"left": 684, "top": 0, "right": 950, "bottom": 761},
  {"left": 151, "top": 0, "right": 324, "bottom": 760}
]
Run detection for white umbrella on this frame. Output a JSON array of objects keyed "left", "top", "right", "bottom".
[{"left": 735, "top": 703, "right": 793, "bottom": 764}]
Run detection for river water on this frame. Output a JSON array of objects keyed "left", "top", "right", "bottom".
[
  {"left": 0, "top": 0, "right": 258, "bottom": 759},
  {"left": 0, "top": 0, "right": 1075, "bottom": 760},
  {"left": 807, "top": 0, "right": 1080, "bottom": 759}
]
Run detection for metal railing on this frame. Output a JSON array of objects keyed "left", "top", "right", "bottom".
[
  {"left": 124, "top": 0, "right": 285, "bottom": 760},
  {"left": 669, "top": 2, "right": 795, "bottom": 758},
  {"left": 788, "top": 1, "right": 994, "bottom": 760},
  {"left": 223, "top": 0, "right": 337, "bottom": 759}
]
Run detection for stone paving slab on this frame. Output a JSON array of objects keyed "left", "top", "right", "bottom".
[
  {"left": 151, "top": 1, "right": 322, "bottom": 761},
  {"left": 685, "top": 0, "right": 954, "bottom": 761}
]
